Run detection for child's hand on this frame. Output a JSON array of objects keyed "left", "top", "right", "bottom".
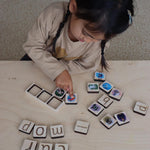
[{"left": 55, "top": 70, "right": 73, "bottom": 96}]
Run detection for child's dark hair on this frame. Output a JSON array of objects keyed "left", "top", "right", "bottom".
[{"left": 49, "top": 0, "right": 134, "bottom": 70}]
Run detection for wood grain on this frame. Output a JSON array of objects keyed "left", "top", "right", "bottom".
[{"left": 0, "top": 61, "right": 150, "bottom": 150}]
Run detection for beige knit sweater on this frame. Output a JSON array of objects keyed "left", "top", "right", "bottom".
[{"left": 23, "top": 1, "right": 109, "bottom": 81}]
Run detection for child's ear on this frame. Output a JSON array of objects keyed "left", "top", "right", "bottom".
[{"left": 69, "top": 0, "right": 77, "bottom": 13}]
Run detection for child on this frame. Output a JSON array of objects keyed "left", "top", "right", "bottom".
[{"left": 22, "top": 0, "right": 134, "bottom": 96}]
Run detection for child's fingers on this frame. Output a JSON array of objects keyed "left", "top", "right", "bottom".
[
  {"left": 57, "top": 84, "right": 63, "bottom": 90},
  {"left": 64, "top": 85, "right": 69, "bottom": 92}
]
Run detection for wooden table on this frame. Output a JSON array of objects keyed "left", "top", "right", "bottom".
[{"left": 0, "top": 61, "right": 149, "bottom": 150}]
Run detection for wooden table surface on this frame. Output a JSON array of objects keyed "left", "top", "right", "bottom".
[{"left": 0, "top": 61, "right": 150, "bottom": 150}]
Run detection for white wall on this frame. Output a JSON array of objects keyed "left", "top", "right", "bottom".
[{"left": 0, "top": 0, "right": 150, "bottom": 60}]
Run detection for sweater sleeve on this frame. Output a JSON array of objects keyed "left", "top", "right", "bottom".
[{"left": 23, "top": 4, "right": 66, "bottom": 81}]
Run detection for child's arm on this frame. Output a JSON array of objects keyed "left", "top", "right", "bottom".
[
  {"left": 23, "top": 5, "right": 73, "bottom": 95},
  {"left": 23, "top": 7, "right": 67, "bottom": 81}
]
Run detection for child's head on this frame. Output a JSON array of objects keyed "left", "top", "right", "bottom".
[
  {"left": 69, "top": 0, "right": 134, "bottom": 42},
  {"left": 50, "top": 0, "right": 134, "bottom": 70}
]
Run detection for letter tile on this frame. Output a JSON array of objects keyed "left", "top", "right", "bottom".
[
  {"left": 18, "top": 120, "right": 35, "bottom": 134},
  {"left": 21, "top": 139, "right": 37, "bottom": 150},
  {"left": 74, "top": 120, "right": 90, "bottom": 134},
  {"left": 33, "top": 125, "right": 47, "bottom": 138},
  {"left": 50, "top": 125, "right": 64, "bottom": 138},
  {"left": 98, "top": 94, "right": 113, "bottom": 108},
  {"left": 133, "top": 101, "right": 148, "bottom": 115},
  {"left": 54, "top": 144, "right": 68, "bottom": 150},
  {"left": 38, "top": 142, "right": 53, "bottom": 150}
]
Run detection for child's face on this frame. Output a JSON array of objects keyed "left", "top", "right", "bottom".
[{"left": 69, "top": 14, "right": 105, "bottom": 43}]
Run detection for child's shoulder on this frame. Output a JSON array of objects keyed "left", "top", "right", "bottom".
[{"left": 37, "top": 1, "right": 68, "bottom": 28}]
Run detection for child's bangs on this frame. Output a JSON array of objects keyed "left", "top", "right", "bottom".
[
  {"left": 85, "top": 22, "right": 106, "bottom": 35},
  {"left": 76, "top": 9, "right": 110, "bottom": 38}
]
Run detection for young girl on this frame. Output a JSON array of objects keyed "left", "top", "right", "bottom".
[{"left": 22, "top": 0, "right": 134, "bottom": 96}]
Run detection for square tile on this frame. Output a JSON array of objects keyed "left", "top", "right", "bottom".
[
  {"left": 26, "top": 83, "right": 42, "bottom": 96},
  {"left": 18, "top": 120, "right": 35, "bottom": 134},
  {"left": 100, "top": 114, "right": 117, "bottom": 129},
  {"left": 65, "top": 93, "right": 77, "bottom": 104},
  {"left": 38, "top": 142, "right": 53, "bottom": 150},
  {"left": 133, "top": 101, "right": 148, "bottom": 115},
  {"left": 99, "top": 81, "right": 113, "bottom": 93},
  {"left": 54, "top": 144, "right": 68, "bottom": 150},
  {"left": 26, "top": 84, "right": 64, "bottom": 111},
  {"left": 50, "top": 125, "right": 64, "bottom": 138},
  {"left": 47, "top": 97, "right": 64, "bottom": 111},
  {"left": 109, "top": 88, "right": 123, "bottom": 101},
  {"left": 74, "top": 120, "right": 90, "bottom": 134},
  {"left": 21, "top": 139, "right": 37, "bottom": 150},
  {"left": 114, "top": 112, "right": 130, "bottom": 126},
  {"left": 33, "top": 125, "right": 47, "bottom": 138},
  {"left": 97, "top": 94, "right": 113, "bottom": 108},
  {"left": 87, "top": 83, "right": 99, "bottom": 93},
  {"left": 88, "top": 102, "right": 104, "bottom": 116},
  {"left": 37, "top": 90, "right": 52, "bottom": 102},
  {"left": 94, "top": 72, "right": 105, "bottom": 81},
  {"left": 52, "top": 88, "right": 66, "bottom": 99}
]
